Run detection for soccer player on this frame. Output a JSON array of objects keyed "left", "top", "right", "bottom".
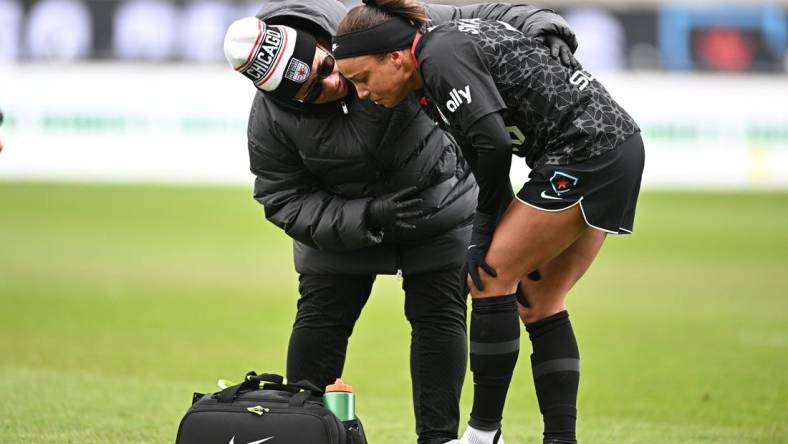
[
  {"left": 334, "top": 1, "right": 645, "bottom": 443},
  {"left": 223, "top": 1, "right": 579, "bottom": 443}
]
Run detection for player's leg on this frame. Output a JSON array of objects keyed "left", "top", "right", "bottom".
[
  {"left": 517, "top": 228, "right": 606, "bottom": 323},
  {"left": 508, "top": 132, "right": 644, "bottom": 444},
  {"left": 403, "top": 266, "right": 468, "bottom": 444},
  {"left": 461, "top": 201, "right": 588, "bottom": 443},
  {"left": 286, "top": 273, "right": 374, "bottom": 390},
  {"left": 475, "top": 201, "right": 589, "bottom": 297},
  {"left": 516, "top": 229, "right": 606, "bottom": 444}
]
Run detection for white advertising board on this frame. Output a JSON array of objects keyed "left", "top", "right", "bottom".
[
  {"left": 0, "top": 63, "right": 256, "bottom": 185},
  {"left": 1, "top": 64, "right": 787, "bottom": 189}
]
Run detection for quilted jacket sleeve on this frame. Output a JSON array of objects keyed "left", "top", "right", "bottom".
[{"left": 247, "top": 96, "right": 383, "bottom": 252}]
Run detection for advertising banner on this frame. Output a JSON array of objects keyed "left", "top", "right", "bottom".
[{"left": 1, "top": 65, "right": 787, "bottom": 189}]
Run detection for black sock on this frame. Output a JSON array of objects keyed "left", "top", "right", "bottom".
[
  {"left": 526, "top": 310, "right": 580, "bottom": 444},
  {"left": 468, "top": 294, "right": 520, "bottom": 431}
]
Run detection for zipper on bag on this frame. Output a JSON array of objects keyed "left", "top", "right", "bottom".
[{"left": 246, "top": 406, "right": 269, "bottom": 416}]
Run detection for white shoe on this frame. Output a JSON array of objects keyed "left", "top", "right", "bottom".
[{"left": 452, "top": 426, "right": 504, "bottom": 444}]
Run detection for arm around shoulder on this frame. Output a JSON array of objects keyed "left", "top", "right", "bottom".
[{"left": 423, "top": 2, "right": 577, "bottom": 53}]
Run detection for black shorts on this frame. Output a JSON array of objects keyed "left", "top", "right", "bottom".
[{"left": 516, "top": 132, "right": 645, "bottom": 235}]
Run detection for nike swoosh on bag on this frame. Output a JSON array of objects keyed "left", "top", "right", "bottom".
[
  {"left": 229, "top": 436, "right": 275, "bottom": 444},
  {"left": 540, "top": 191, "right": 563, "bottom": 200}
]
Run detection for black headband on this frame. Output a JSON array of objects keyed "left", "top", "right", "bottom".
[{"left": 332, "top": 16, "right": 417, "bottom": 60}]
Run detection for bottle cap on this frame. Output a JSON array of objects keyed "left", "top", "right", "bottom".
[{"left": 325, "top": 378, "right": 353, "bottom": 393}]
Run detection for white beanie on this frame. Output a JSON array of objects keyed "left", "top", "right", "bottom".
[{"left": 224, "top": 17, "right": 317, "bottom": 99}]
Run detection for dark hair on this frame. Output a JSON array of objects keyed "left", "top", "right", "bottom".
[{"left": 336, "top": 0, "right": 428, "bottom": 35}]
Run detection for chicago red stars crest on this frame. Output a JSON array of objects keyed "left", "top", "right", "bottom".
[
  {"left": 550, "top": 171, "right": 579, "bottom": 195},
  {"left": 285, "top": 58, "right": 311, "bottom": 83}
]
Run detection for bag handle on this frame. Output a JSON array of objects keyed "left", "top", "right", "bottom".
[
  {"left": 286, "top": 380, "right": 325, "bottom": 407},
  {"left": 217, "top": 371, "right": 272, "bottom": 402},
  {"left": 250, "top": 373, "right": 322, "bottom": 395},
  {"left": 288, "top": 379, "right": 323, "bottom": 395},
  {"left": 218, "top": 372, "right": 324, "bottom": 403},
  {"left": 246, "top": 372, "right": 285, "bottom": 385},
  {"left": 287, "top": 390, "right": 312, "bottom": 407}
]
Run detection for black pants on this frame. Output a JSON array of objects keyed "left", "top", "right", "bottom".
[{"left": 287, "top": 267, "right": 468, "bottom": 444}]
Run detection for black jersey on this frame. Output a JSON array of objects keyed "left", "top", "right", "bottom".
[{"left": 416, "top": 19, "right": 639, "bottom": 169}]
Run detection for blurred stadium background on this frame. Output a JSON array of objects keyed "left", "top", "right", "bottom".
[{"left": 0, "top": 0, "right": 786, "bottom": 443}]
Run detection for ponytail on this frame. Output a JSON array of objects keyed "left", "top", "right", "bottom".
[{"left": 336, "top": 0, "right": 428, "bottom": 35}]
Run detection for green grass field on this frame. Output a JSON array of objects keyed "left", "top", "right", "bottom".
[{"left": 1, "top": 182, "right": 786, "bottom": 444}]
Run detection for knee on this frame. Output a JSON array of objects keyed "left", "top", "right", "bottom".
[
  {"left": 293, "top": 299, "right": 357, "bottom": 332},
  {"left": 405, "top": 296, "right": 467, "bottom": 331},
  {"left": 469, "top": 270, "right": 520, "bottom": 297}
]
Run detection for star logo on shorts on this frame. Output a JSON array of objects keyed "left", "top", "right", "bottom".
[{"left": 549, "top": 171, "right": 579, "bottom": 195}]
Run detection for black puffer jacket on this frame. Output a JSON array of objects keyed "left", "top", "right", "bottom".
[{"left": 248, "top": 0, "right": 576, "bottom": 275}]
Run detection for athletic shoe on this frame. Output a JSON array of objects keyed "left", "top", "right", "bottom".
[{"left": 448, "top": 427, "right": 504, "bottom": 444}]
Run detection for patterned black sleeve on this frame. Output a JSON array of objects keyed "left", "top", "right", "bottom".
[{"left": 464, "top": 112, "right": 515, "bottom": 217}]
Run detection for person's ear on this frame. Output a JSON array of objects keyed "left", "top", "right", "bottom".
[{"left": 389, "top": 49, "right": 406, "bottom": 68}]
